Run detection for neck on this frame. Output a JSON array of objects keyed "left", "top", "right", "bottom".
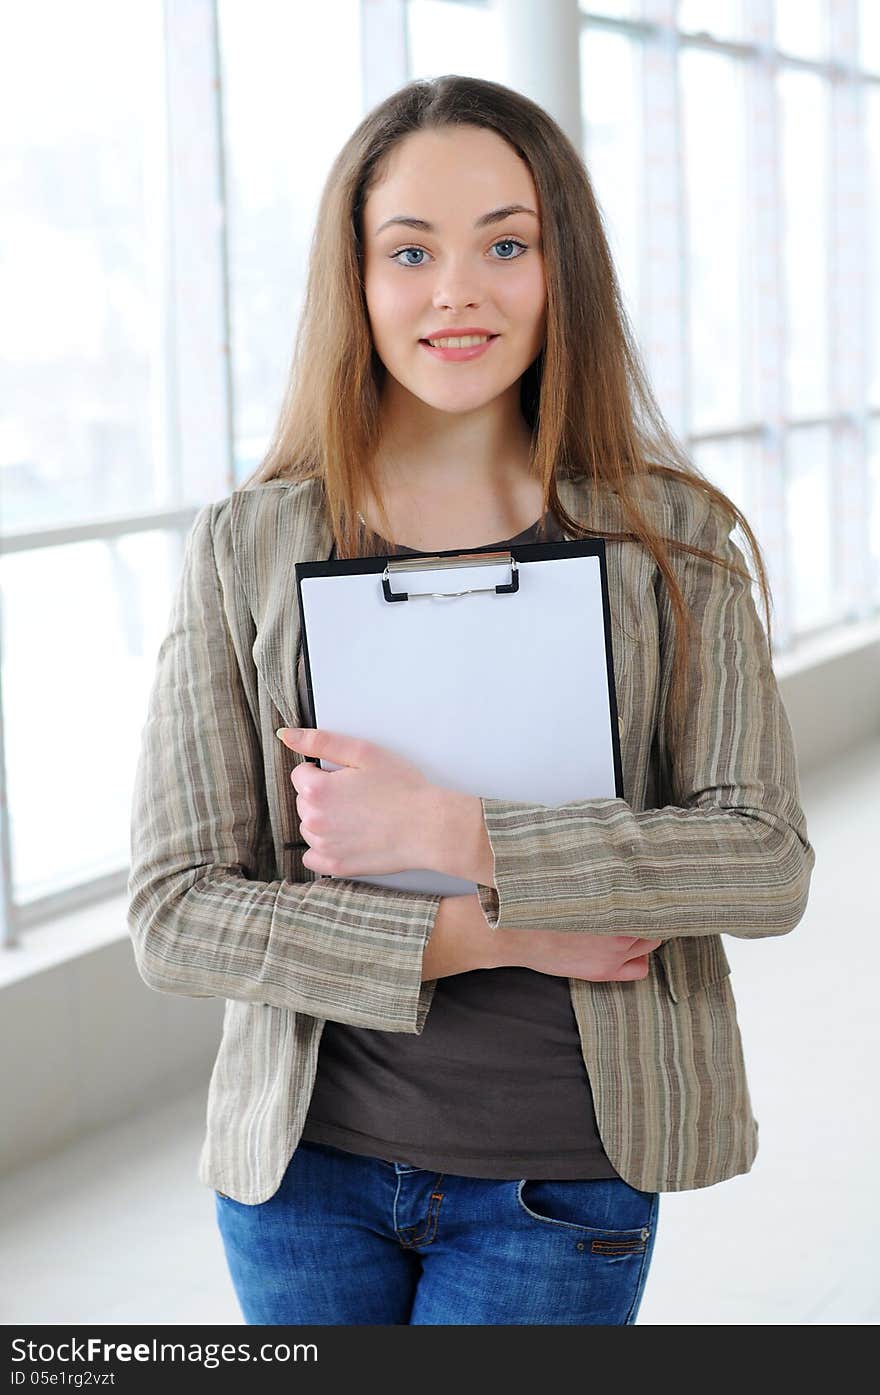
[{"left": 371, "top": 380, "right": 535, "bottom": 498}]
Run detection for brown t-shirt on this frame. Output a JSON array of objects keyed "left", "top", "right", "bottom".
[{"left": 297, "top": 509, "right": 620, "bottom": 1180}]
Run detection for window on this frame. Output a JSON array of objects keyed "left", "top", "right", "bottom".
[
  {"left": 575, "top": 0, "right": 880, "bottom": 644},
  {"left": 0, "top": 0, "right": 194, "bottom": 944},
  {"left": 218, "top": 0, "right": 363, "bottom": 483}
]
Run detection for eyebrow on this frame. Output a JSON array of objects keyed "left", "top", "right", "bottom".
[{"left": 374, "top": 203, "right": 539, "bottom": 236}]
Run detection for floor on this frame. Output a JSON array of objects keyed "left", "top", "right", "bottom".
[{"left": 1, "top": 740, "right": 877, "bottom": 1326}]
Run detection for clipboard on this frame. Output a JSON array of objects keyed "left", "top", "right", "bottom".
[{"left": 294, "top": 537, "right": 623, "bottom": 896}]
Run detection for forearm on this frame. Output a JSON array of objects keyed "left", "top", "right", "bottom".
[
  {"left": 472, "top": 793, "right": 815, "bottom": 939},
  {"left": 426, "top": 789, "right": 496, "bottom": 886},
  {"left": 420, "top": 893, "right": 512, "bottom": 980},
  {"left": 128, "top": 861, "right": 443, "bottom": 1031},
  {"left": 425, "top": 784, "right": 812, "bottom": 943}
]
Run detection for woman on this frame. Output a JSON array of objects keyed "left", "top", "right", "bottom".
[{"left": 127, "top": 74, "right": 816, "bottom": 1326}]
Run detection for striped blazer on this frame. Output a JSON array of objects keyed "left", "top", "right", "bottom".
[{"left": 126, "top": 470, "right": 816, "bottom": 1202}]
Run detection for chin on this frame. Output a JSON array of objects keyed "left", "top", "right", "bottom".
[{"left": 416, "top": 387, "right": 505, "bottom": 414}]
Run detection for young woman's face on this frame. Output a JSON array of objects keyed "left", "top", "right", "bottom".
[{"left": 362, "top": 125, "right": 547, "bottom": 415}]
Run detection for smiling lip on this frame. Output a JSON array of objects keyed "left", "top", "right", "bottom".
[
  {"left": 421, "top": 326, "right": 499, "bottom": 340},
  {"left": 419, "top": 333, "right": 499, "bottom": 362}
]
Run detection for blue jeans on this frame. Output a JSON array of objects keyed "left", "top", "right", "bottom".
[{"left": 214, "top": 1139, "right": 659, "bottom": 1325}]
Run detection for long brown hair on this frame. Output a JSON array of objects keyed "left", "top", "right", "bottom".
[{"left": 241, "top": 73, "right": 773, "bottom": 754}]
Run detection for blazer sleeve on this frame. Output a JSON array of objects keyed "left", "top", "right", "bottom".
[
  {"left": 474, "top": 493, "right": 816, "bottom": 940},
  {"left": 126, "top": 500, "right": 442, "bottom": 1032}
]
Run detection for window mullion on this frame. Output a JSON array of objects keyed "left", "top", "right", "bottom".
[
  {"left": 828, "top": 0, "right": 874, "bottom": 622},
  {"left": 739, "top": 0, "right": 791, "bottom": 646},
  {"left": 163, "top": 0, "right": 233, "bottom": 505},
  {"left": 639, "top": 0, "right": 688, "bottom": 442}
]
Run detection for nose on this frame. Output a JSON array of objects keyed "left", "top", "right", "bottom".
[
  {"left": 432, "top": 255, "right": 484, "bottom": 313},
  {"left": 433, "top": 292, "right": 481, "bottom": 316},
  {"left": 434, "top": 289, "right": 480, "bottom": 312}
]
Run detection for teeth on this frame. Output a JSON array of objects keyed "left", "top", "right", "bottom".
[{"left": 427, "top": 335, "right": 492, "bottom": 348}]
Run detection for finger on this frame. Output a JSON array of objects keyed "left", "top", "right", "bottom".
[
  {"left": 622, "top": 940, "right": 658, "bottom": 962},
  {"left": 294, "top": 791, "right": 321, "bottom": 832},
  {"left": 613, "top": 957, "right": 650, "bottom": 980},
  {"left": 276, "top": 726, "right": 372, "bottom": 768},
  {"left": 291, "top": 763, "right": 324, "bottom": 794}
]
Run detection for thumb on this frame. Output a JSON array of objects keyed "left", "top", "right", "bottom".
[{"left": 275, "top": 726, "right": 370, "bottom": 768}]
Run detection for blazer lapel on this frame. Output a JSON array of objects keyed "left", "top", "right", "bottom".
[
  {"left": 556, "top": 473, "right": 667, "bottom": 804},
  {"left": 230, "top": 479, "right": 334, "bottom": 730}
]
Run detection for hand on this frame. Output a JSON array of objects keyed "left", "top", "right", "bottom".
[
  {"left": 503, "top": 929, "right": 665, "bottom": 982},
  {"left": 276, "top": 726, "right": 439, "bottom": 877}
]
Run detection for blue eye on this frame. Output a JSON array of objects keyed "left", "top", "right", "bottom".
[
  {"left": 490, "top": 239, "right": 528, "bottom": 260},
  {"left": 389, "top": 238, "right": 528, "bottom": 267},
  {"left": 391, "top": 247, "right": 428, "bottom": 268}
]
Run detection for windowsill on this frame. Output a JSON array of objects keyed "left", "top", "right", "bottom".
[
  {"left": 1, "top": 615, "right": 878, "bottom": 991},
  {"left": 773, "top": 614, "right": 880, "bottom": 680},
  {"left": 0, "top": 893, "right": 130, "bottom": 990}
]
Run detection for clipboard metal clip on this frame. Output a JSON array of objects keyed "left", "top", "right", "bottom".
[{"left": 381, "top": 549, "right": 519, "bottom": 603}]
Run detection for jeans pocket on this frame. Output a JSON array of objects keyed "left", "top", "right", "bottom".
[{"left": 515, "top": 1178, "right": 654, "bottom": 1252}]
